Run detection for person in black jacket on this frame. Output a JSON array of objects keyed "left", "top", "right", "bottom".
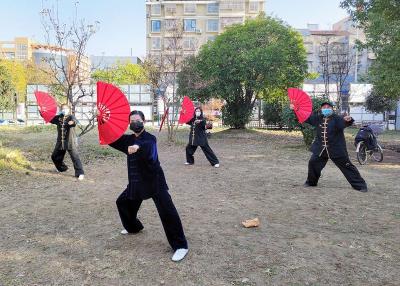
[
  {"left": 50, "top": 104, "right": 84, "bottom": 180},
  {"left": 291, "top": 101, "right": 368, "bottom": 192},
  {"left": 185, "top": 107, "right": 219, "bottom": 167},
  {"left": 109, "top": 110, "right": 188, "bottom": 262}
]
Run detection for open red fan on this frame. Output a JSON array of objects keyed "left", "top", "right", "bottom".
[
  {"left": 34, "top": 91, "right": 57, "bottom": 123},
  {"left": 178, "top": 96, "right": 195, "bottom": 124},
  {"left": 287, "top": 88, "right": 312, "bottom": 123},
  {"left": 96, "top": 81, "right": 131, "bottom": 145}
]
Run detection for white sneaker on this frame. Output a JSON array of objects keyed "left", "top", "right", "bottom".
[
  {"left": 120, "top": 229, "right": 129, "bottom": 235},
  {"left": 78, "top": 174, "right": 84, "bottom": 181},
  {"left": 214, "top": 164, "right": 220, "bottom": 168},
  {"left": 184, "top": 162, "right": 190, "bottom": 165},
  {"left": 171, "top": 248, "right": 188, "bottom": 262}
]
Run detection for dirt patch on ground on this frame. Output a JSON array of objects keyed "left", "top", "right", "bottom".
[{"left": 0, "top": 128, "right": 399, "bottom": 285}]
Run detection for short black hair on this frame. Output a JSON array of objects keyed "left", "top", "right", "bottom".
[{"left": 129, "top": 110, "right": 145, "bottom": 121}]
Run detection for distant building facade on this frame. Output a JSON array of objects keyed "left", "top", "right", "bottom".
[
  {"left": 298, "top": 17, "right": 375, "bottom": 85},
  {"left": 146, "top": 0, "right": 265, "bottom": 58},
  {"left": 0, "top": 37, "right": 91, "bottom": 84},
  {"left": 90, "top": 56, "right": 142, "bottom": 70}
]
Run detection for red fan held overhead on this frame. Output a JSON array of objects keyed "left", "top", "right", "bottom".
[
  {"left": 287, "top": 88, "right": 312, "bottom": 123},
  {"left": 178, "top": 96, "right": 195, "bottom": 124},
  {"left": 96, "top": 81, "right": 131, "bottom": 145},
  {"left": 34, "top": 91, "right": 57, "bottom": 123}
]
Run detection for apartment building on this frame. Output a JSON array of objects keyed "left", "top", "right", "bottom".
[
  {"left": 299, "top": 17, "right": 375, "bottom": 85},
  {"left": 146, "top": 0, "right": 265, "bottom": 57}
]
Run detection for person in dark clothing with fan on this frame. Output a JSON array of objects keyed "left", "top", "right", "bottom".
[
  {"left": 185, "top": 107, "right": 219, "bottom": 167},
  {"left": 109, "top": 110, "right": 189, "bottom": 262},
  {"left": 290, "top": 101, "right": 367, "bottom": 192},
  {"left": 49, "top": 104, "right": 84, "bottom": 180}
]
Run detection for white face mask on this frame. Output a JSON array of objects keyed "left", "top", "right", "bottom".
[
  {"left": 195, "top": 112, "right": 201, "bottom": 117},
  {"left": 62, "top": 108, "right": 70, "bottom": 115}
]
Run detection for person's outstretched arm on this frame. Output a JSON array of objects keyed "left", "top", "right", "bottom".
[
  {"left": 109, "top": 135, "right": 130, "bottom": 155},
  {"left": 336, "top": 115, "right": 354, "bottom": 130},
  {"left": 186, "top": 118, "right": 195, "bottom": 126},
  {"left": 49, "top": 114, "right": 60, "bottom": 125},
  {"left": 304, "top": 112, "right": 318, "bottom": 126}
]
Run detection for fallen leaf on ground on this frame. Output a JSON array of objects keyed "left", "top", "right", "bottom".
[{"left": 242, "top": 217, "right": 260, "bottom": 228}]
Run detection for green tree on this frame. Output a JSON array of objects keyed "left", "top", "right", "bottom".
[
  {"left": 0, "top": 65, "right": 16, "bottom": 111},
  {"left": 341, "top": 0, "right": 400, "bottom": 100},
  {"left": 177, "top": 16, "right": 308, "bottom": 129},
  {"left": 365, "top": 89, "right": 397, "bottom": 121},
  {"left": 262, "top": 99, "right": 285, "bottom": 127},
  {"left": 0, "top": 59, "right": 26, "bottom": 103},
  {"left": 92, "top": 62, "right": 147, "bottom": 85}
]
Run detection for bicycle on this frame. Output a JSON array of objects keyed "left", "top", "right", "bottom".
[{"left": 354, "top": 125, "right": 384, "bottom": 165}]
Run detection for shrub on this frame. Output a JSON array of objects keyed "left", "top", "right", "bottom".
[{"left": 0, "top": 147, "right": 32, "bottom": 170}]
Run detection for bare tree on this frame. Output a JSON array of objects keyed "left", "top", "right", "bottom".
[
  {"left": 330, "top": 42, "right": 355, "bottom": 113},
  {"left": 144, "top": 20, "right": 193, "bottom": 141},
  {"left": 39, "top": 2, "right": 99, "bottom": 136},
  {"left": 319, "top": 39, "right": 332, "bottom": 98},
  {"left": 319, "top": 38, "right": 355, "bottom": 112}
]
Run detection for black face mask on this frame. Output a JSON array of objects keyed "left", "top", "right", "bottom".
[{"left": 130, "top": 121, "right": 144, "bottom": 133}]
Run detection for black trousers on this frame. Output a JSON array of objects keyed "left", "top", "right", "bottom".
[
  {"left": 306, "top": 153, "right": 367, "bottom": 190},
  {"left": 186, "top": 144, "right": 219, "bottom": 166},
  {"left": 116, "top": 188, "right": 188, "bottom": 251},
  {"left": 51, "top": 146, "right": 84, "bottom": 177}
]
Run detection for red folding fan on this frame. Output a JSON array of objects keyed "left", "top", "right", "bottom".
[
  {"left": 96, "top": 81, "right": 131, "bottom": 145},
  {"left": 34, "top": 91, "right": 57, "bottom": 123},
  {"left": 287, "top": 88, "right": 312, "bottom": 123}
]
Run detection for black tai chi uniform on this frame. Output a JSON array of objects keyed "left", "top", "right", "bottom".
[
  {"left": 185, "top": 117, "right": 219, "bottom": 166},
  {"left": 50, "top": 114, "right": 84, "bottom": 177},
  {"left": 304, "top": 113, "right": 367, "bottom": 191},
  {"left": 109, "top": 130, "right": 188, "bottom": 251}
]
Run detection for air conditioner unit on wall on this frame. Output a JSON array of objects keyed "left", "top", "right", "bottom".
[{"left": 196, "top": 29, "right": 202, "bottom": 33}]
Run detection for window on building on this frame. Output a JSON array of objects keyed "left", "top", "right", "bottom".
[
  {"left": 183, "top": 38, "right": 197, "bottom": 51},
  {"left": 151, "top": 20, "right": 161, "bottom": 32},
  {"left": 165, "top": 3, "right": 177, "bottom": 14},
  {"left": 184, "top": 3, "right": 196, "bottom": 14},
  {"left": 4, "top": 52, "right": 15, "bottom": 59},
  {"left": 164, "top": 38, "right": 175, "bottom": 50},
  {"left": 220, "top": 0, "right": 245, "bottom": 12},
  {"left": 207, "top": 3, "right": 219, "bottom": 14},
  {"left": 165, "top": 19, "right": 178, "bottom": 31},
  {"left": 151, "top": 37, "right": 161, "bottom": 50},
  {"left": 207, "top": 36, "right": 216, "bottom": 42},
  {"left": 151, "top": 4, "right": 161, "bottom": 16},
  {"left": 249, "top": 1, "right": 259, "bottom": 13},
  {"left": 184, "top": 19, "right": 197, "bottom": 32},
  {"left": 17, "top": 44, "right": 27, "bottom": 50},
  {"left": 207, "top": 19, "right": 219, "bottom": 32}
]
